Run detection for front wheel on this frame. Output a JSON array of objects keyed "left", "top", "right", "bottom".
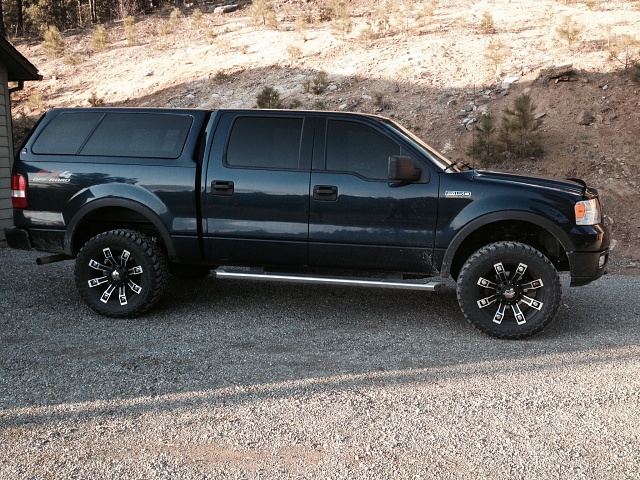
[
  {"left": 456, "top": 241, "right": 561, "bottom": 339},
  {"left": 75, "top": 229, "right": 168, "bottom": 317}
]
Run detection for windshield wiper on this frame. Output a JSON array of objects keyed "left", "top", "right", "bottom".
[{"left": 444, "top": 161, "right": 474, "bottom": 172}]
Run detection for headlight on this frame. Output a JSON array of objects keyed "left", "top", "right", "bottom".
[{"left": 575, "top": 199, "right": 601, "bottom": 226}]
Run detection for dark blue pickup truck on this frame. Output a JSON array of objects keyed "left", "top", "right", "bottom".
[{"left": 6, "top": 108, "right": 609, "bottom": 338}]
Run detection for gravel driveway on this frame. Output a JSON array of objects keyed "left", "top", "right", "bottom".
[{"left": 1, "top": 248, "right": 639, "bottom": 479}]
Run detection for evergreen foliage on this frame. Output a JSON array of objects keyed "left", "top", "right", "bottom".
[
  {"left": 42, "top": 25, "right": 65, "bottom": 58},
  {"left": 3, "top": 0, "right": 176, "bottom": 37},
  {"left": 500, "top": 93, "right": 544, "bottom": 158},
  {"left": 467, "top": 114, "right": 499, "bottom": 165},
  {"left": 468, "top": 93, "right": 544, "bottom": 165},
  {"left": 91, "top": 24, "right": 110, "bottom": 52},
  {"left": 124, "top": 16, "right": 138, "bottom": 46}
]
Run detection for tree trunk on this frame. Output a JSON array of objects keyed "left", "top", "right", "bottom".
[
  {"left": 0, "top": 0, "right": 5, "bottom": 37},
  {"left": 16, "top": 0, "right": 24, "bottom": 36}
]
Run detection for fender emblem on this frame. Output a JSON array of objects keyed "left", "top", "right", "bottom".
[
  {"left": 445, "top": 191, "right": 471, "bottom": 197},
  {"left": 32, "top": 170, "right": 72, "bottom": 183}
]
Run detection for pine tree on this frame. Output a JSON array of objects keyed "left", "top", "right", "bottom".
[
  {"left": 467, "top": 113, "right": 500, "bottom": 165},
  {"left": 500, "top": 92, "right": 543, "bottom": 158}
]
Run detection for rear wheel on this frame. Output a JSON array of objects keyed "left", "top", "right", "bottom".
[
  {"left": 75, "top": 229, "right": 168, "bottom": 317},
  {"left": 456, "top": 241, "right": 561, "bottom": 339}
]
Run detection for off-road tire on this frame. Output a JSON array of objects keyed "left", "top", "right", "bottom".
[
  {"left": 456, "top": 241, "right": 561, "bottom": 339},
  {"left": 75, "top": 229, "right": 168, "bottom": 317}
]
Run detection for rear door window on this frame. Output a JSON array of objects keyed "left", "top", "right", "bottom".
[{"left": 225, "top": 116, "right": 303, "bottom": 170}]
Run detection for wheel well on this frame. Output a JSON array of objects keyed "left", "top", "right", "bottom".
[
  {"left": 71, "top": 207, "right": 162, "bottom": 255},
  {"left": 449, "top": 220, "right": 569, "bottom": 280}
]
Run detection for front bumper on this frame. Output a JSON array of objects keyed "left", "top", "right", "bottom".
[{"left": 568, "top": 249, "right": 609, "bottom": 286}]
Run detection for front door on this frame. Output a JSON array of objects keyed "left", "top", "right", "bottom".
[{"left": 309, "top": 117, "right": 439, "bottom": 274}]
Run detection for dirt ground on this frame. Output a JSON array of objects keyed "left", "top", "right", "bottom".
[{"left": 9, "top": 0, "right": 640, "bottom": 269}]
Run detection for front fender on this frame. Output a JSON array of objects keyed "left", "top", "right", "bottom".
[{"left": 439, "top": 210, "right": 574, "bottom": 277}]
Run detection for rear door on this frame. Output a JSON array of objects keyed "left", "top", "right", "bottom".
[
  {"left": 203, "top": 112, "right": 314, "bottom": 266},
  {"left": 309, "top": 116, "right": 439, "bottom": 274}
]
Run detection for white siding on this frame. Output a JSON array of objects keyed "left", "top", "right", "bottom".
[{"left": 0, "top": 64, "right": 13, "bottom": 242}]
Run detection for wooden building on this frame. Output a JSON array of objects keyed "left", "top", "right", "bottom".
[{"left": 0, "top": 36, "right": 41, "bottom": 242}]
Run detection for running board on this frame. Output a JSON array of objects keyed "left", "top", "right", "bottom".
[{"left": 213, "top": 269, "right": 443, "bottom": 292}]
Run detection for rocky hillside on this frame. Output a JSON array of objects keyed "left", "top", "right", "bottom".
[{"left": 10, "top": 0, "right": 640, "bottom": 268}]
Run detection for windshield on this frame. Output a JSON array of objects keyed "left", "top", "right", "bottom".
[{"left": 380, "top": 117, "right": 462, "bottom": 172}]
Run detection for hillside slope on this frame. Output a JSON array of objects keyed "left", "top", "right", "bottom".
[{"left": 11, "top": 0, "right": 640, "bottom": 267}]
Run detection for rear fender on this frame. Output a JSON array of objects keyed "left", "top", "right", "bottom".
[{"left": 63, "top": 184, "right": 174, "bottom": 258}]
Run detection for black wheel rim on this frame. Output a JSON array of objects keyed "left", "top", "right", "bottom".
[
  {"left": 475, "top": 261, "right": 546, "bottom": 326},
  {"left": 85, "top": 246, "right": 144, "bottom": 306}
]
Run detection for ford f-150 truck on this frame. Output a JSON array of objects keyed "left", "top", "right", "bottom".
[{"left": 5, "top": 108, "right": 610, "bottom": 338}]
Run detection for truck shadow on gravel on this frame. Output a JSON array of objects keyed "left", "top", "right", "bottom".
[{"left": 2, "top": 250, "right": 639, "bottom": 427}]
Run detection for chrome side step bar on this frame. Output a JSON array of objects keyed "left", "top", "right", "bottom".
[{"left": 213, "top": 269, "right": 443, "bottom": 292}]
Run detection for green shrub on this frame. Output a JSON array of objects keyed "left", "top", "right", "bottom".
[
  {"left": 256, "top": 86, "right": 283, "bottom": 108},
  {"left": 484, "top": 38, "right": 509, "bottom": 75},
  {"left": 629, "top": 62, "right": 640, "bottom": 84},
  {"left": 26, "top": 90, "right": 47, "bottom": 112},
  {"left": 64, "top": 53, "right": 83, "bottom": 66},
  {"left": 304, "top": 71, "right": 329, "bottom": 94},
  {"left": 331, "top": 0, "right": 352, "bottom": 38},
  {"left": 88, "top": 92, "right": 105, "bottom": 107},
  {"left": 313, "top": 100, "right": 327, "bottom": 110},
  {"left": 556, "top": 17, "right": 583, "bottom": 51},
  {"left": 608, "top": 34, "right": 640, "bottom": 70},
  {"left": 156, "top": 21, "right": 170, "bottom": 38},
  {"left": 374, "top": 92, "right": 391, "bottom": 111},
  {"left": 252, "top": 0, "right": 278, "bottom": 29},
  {"left": 287, "top": 45, "right": 303, "bottom": 60}
]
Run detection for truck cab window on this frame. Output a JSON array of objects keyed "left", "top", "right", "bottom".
[
  {"left": 325, "top": 120, "right": 400, "bottom": 180},
  {"left": 226, "top": 117, "right": 303, "bottom": 170}
]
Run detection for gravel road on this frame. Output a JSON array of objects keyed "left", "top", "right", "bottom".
[{"left": 1, "top": 248, "right": 639, "bottom": 479}]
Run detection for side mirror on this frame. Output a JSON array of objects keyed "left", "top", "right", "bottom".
[{"left": 388, "top": 155, "right": 423, "bottom": 182}]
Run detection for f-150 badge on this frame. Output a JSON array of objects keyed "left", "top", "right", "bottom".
[{"left": 444, "top": 191, "right": 471, "bottom": 197}]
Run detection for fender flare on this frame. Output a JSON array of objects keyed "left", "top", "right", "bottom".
[
  {"left": 439, "top": 211, "right": 574, "bottom": 277},
  {"left": 64, "top": 198, "right": 176, "bottom": 259}
]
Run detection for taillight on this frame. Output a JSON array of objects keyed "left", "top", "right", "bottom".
[{"left": 11, "top": 173, "right": 28, "bottom": 209}]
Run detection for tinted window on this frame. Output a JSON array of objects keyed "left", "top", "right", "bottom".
[
  {"left": 32, "top": 112, "right": 193, "bottom": 159},
  {"left": 226, "top": 117, "right": 303, "bottom": 169},
  {"left": 32, "top": 112, "right": 103, "bottom": 155},
  {"left": 326, "top": 120, "right": 400, "bottom": 180},
  {"left": 80, "top": 113, "right": 192, "bottom": 158}
]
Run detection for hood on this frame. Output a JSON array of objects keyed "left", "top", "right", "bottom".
[{"left": 474, "top": 168, "right": 590, "bottom": 197}]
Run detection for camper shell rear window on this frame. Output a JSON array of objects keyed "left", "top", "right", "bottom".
[{"left": 32, "top": 112, "right": 193, "bottom": 159}]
